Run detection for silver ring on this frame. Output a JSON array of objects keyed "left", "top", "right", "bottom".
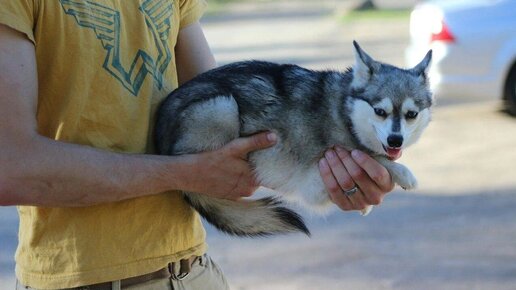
[{"left": 343, "top": 186, "right": 358, "bottom": 197}]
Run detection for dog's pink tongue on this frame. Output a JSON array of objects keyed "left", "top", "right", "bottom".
[{"left": 386, "top": 148, "right": 402, "bottom": 160}]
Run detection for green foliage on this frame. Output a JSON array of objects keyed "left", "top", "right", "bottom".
[{"left": 342, "top": 9, "right": 411, "bottom": 22}]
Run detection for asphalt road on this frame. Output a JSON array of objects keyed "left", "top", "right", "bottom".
[{"left": 1, "top": 1, "right": 516, "bottom": 289}]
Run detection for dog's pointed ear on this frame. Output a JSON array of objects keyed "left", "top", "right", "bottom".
[
  {"left": 412, "top": 50, "right": 432, "bottom": 77},
  {"left": 351, "top": 41, "right": 379, "bottom": 89}
]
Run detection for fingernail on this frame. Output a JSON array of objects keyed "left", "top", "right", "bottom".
[
  {"left": 335, "top": 146, "right": 350, "bottom": 157},
  {"left": 335, "top": 146, "right": 344, "bottom": 153},
  {"left": 319, "top": 158, "right": 327, "bottom": 169},
  {"left": 351, "top": 150, "right": 365, "bottom": 161},
  {"left": 267, "top": 133, "right": 277, "bottom": 142},
  {"left": 325, "top": 150, "right": 336, "bottom": 160}
]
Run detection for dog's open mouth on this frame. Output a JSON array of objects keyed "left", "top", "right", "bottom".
[{"left": 383, "top": 145, "right": 402, "bottom": 160}]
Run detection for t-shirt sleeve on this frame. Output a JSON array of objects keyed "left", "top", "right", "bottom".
[
  {"left": 0, "top": 0, "right": 37, "bottom": 43},
  {"left": 179, "top": 0, "right": 207, "bottom": 28}
]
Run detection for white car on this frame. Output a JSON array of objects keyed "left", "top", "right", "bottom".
[{"left": 405, "top": 0, "right": 516, "bottom": 113}]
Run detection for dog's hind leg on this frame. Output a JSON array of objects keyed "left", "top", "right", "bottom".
[
  {"left": 173, "top": 95, "right": 240, "bottom": 154},
  {"left": 170, "top": 96, "right": 309, "bottom": 236}
]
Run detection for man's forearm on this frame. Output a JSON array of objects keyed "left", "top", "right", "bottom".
[
  {"left": 0, "top": 134, "right": 187, "bottom": 207},
  {"left": 0, "top": 22, "right": 220, "bottom": 207}
]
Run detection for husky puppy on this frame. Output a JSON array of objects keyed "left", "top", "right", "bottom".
[{"left": 155, "top": 41, "right": 433, "bottom": 237}]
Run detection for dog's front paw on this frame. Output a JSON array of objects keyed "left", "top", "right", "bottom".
[
  {"left": 392, "top": 166, "right": 418, "bottom": 190},
  {"left": 373, "top": 157, "right": 418, "bottom": 190}
]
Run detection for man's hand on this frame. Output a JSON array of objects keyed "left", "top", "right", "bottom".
[
  {"left": 177, "top": 132, "right": 277, "bottom": 200},
  {"left": 318, "top": 146, "right": 395, "bottom": 211}
]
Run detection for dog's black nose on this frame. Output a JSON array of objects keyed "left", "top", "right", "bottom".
[{"left": 387, "top": 135, "right": 403, "bottom": 148}]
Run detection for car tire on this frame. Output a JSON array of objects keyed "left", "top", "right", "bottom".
[{"left": 504, "top": 64, "right": 516, "bottom": 116}]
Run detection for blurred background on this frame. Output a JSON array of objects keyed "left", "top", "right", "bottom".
[{"left": 1, "top": 0, "right": 515, "bottom": 289}]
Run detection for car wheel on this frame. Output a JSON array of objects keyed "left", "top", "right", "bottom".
[{"left": 504, "top": 64, "right": 516, "bottom": 116}]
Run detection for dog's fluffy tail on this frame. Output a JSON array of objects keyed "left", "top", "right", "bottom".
[{"left": 184, "top": 192, "right": 310, "bottom": 237}]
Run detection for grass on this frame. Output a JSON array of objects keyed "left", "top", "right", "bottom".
[
  {"left": 205, "top": 0, "right": 274, "bottom": 16},
  {"left": 205, "top": 0, "right": 241, "bottom": 15},
  {"left": 205, "top": 0, "right": 254, "bottom": 14},
  {"left": 341, "top": 8, "right": 411, "bottom": 22}
]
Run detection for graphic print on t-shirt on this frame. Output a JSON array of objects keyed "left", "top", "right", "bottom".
[{"left": 60, "top": 0, "right": 174, "bottom": 96}]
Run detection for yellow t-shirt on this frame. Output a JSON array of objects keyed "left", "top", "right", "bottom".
[{"left": 0, "top": 0, "right": 208, "bottom": 288}]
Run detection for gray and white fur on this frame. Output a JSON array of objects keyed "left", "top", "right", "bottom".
[{"left": 155, "top": 41, "right": 433, "bottom": 237}]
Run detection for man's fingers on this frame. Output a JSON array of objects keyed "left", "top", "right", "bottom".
[
  {"left": 323, "top": 149, "right": 355, "bottom": 191},
  {"left": 350, "top": 149, "right": 394, "bottom": 192},
  {"left": 227, "top": 132, "right": 277, "bottom": 158},
  {"left": 318, "top": 158, "right": 353, "bottom": 211},
  {"left": 335, "top": 147, "right": 385, "bottom": 207}
]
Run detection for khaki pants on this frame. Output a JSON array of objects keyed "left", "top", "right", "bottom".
[{"left": 16, "top": 255, "right": 229, "bottom": 290}]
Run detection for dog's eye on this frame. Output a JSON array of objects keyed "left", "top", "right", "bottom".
[
  {"left": 405, "top": 111, "right": 419, "bottom": 119},
  {"left": 374, "top": 108, "right": 387, "bottom": 118}
]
